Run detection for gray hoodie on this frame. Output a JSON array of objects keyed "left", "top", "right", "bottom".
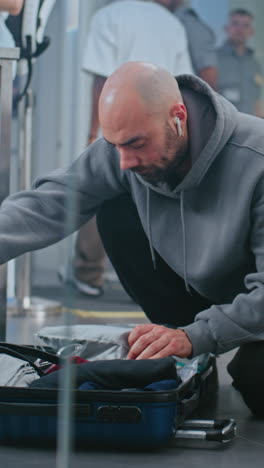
[{"left": 1, "top": 75, "right": 264, "bottom": 357}]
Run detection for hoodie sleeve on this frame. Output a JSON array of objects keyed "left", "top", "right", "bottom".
[
  {"left": 0, "top": 139, "right": 127, "bottom": 264},
  {"left": 183, "top": 176, "right": 264, "bottom": 357}
]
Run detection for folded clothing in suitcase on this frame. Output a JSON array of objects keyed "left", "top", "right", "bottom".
[
  {"left": 0, "top": 341, "right": 236, "bottom": 448},
  {"left": 35, "top": 324, "right": 140, "bottom": 360}
]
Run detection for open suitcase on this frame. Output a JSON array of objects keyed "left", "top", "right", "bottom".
[{"left": 0, "top": 342, "right": 236, "bottom": 448}]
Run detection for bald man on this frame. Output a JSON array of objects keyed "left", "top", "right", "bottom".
[
  {"left": 1, "top": 62, "right": 264, "bottom": 416},
  {"left": 74, "top": 0, "right": 193, "bottom": 296}
]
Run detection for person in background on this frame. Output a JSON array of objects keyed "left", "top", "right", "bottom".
[
  {"left": 70, "top": 0, "right": 193, "bottom": 297},
  {"left": 169, "top": 0, "right": 217, "bottom": 89},
  {"left": 217, "top": 9, "right": 264, "bottom": 117}
]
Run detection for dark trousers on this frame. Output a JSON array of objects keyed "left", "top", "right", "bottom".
[{"left": 97, "top": 194, "right": 264, "bottom": 417}]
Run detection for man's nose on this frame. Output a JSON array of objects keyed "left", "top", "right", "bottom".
[{"left": 119, "top": 149, "right": 140, "bottom": 171}]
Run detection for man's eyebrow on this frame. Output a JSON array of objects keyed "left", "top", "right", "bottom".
[{"left": 104, "top": 136, "right": 145, "bottom": 147}]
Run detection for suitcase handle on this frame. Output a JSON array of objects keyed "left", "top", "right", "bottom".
[
  {"left": 179, "top": 390, "right": 200, "bottom": 417},
  {"left": 0, "top": 401, "right": 91, "bottom": 418},
  {"left": 175, "top": 418, "right": 237, "bottom": 443}
]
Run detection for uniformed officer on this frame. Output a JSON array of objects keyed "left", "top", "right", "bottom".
[
  {"left": 217, "top": 9, "right": 264, "bottom": 117},
  {"left": 172, "top": 0, "right": 217, "bottom": 89}
]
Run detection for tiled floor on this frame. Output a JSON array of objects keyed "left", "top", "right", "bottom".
[{"left": 1, "top": 282, "right": 264, "bottom": 467}]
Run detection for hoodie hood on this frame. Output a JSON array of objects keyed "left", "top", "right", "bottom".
[
  {"left": 134, "top": 74, "right": 239, "bottom": 292},
  {"left": 135, "top": 74, "right": 238, "bottom": 197}
]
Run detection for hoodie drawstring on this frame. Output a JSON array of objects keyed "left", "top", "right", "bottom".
[
  {"left": 146, "top": 187, "right": 191, "bottom": 293},
  {"left": 146, "top": 188, "right": 156, "bottom": 270},
  {"left": 180, "top": 190, "right": 191, "bottom": 294}
]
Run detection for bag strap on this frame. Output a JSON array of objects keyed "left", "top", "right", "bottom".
[{"left": 0, "top": 342, "right": 61, "bottom": 376}]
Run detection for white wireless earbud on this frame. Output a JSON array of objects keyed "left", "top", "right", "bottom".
[{"left": 174, "top": 116, "right": 183, "bottom": 137}]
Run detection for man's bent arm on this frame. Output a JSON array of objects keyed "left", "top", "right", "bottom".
[{"left": 183, "top": 177, "right": 264, "bottom": 356}]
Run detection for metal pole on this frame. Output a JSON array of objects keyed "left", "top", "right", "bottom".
[
  {"left": 9, "top": 88, "right": 62, "bottom": 317},
  {"left": 0, "top": 48, "right": 20, "bottom": 340},
  {"left": 16, "top": 90, "right": 32, "bottom": 309}
]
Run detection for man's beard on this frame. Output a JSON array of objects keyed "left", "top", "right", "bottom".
[{"left": 140, "top": 124, "right": 188, "bottom": 186}]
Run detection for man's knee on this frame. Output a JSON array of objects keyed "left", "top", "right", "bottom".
[{"left": 227, "top": 342, "right": 264, "bottom": 417}]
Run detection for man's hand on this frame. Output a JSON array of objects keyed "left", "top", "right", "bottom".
[{"left": 127, "top": 324, "right": 193, "bottom": 360}]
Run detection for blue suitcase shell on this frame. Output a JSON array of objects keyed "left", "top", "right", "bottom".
[{"left": 0, "top": 344, "right": 236, "bottom": 447}]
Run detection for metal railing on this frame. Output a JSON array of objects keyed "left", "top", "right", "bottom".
[{"left": 0, "top": 47, "right": 20, "bottom": 341}]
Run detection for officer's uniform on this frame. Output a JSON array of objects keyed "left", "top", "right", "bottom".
[
  {"left": 217, "top": 40, "right": 263, "bottom": 115},
  {"left": 175, "top": 6, "right": 217, "bottom": 75}
]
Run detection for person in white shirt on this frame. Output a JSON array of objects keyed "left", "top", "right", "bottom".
[{"left": 71, "top": 0, "right": 193, "bottom": 296}]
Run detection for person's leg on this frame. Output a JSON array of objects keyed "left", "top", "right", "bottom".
[
  {"left": 73, "top": 216, "right": 106, "bottom": 289},
  {"left": 227, "top": 342, "right": 264, "bottom": 417},
  {"left": 97, "top": 194, "right": 212, "bottom": 326}
]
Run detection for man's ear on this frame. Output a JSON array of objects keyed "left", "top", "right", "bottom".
[
  {"left": 170, "top": 103, "right": 187, "bottom": 124},
  {"left": 173, "top": 116, "right": 183, "bottom": 137},
  {"left": 168, "top": 104, "right": 187, "bottom": 137}
]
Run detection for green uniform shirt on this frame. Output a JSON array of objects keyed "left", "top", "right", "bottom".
[{"left": 217, "top": 40, "right": 263, "bottom": 115}]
